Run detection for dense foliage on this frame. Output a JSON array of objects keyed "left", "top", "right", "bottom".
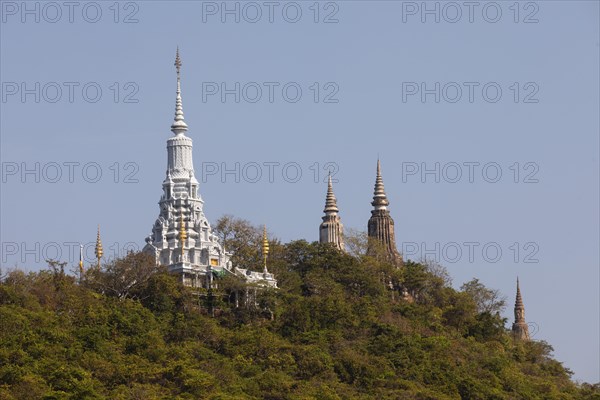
[{"left": 0, "top": 235, "right": 598, "bottom": 399}]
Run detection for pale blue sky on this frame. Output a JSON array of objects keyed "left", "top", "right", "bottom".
[{"left": 1, "top": 0, "right": 598, "bottom": 383}]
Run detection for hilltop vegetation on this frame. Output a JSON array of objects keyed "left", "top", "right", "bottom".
[{"left": 0, "top": 218, "right": 598, "bottom": 399}]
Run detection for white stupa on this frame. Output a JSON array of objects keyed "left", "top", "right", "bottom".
[{"left": 143, "top": 49, "right": 276, "bottom": 289}]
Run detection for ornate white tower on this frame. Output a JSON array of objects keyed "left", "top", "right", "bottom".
[
  {"left": 143, "top": 49, "right": 276, "bottom": 289},
  {"left": 143, "top": 49, "right": 232, "bottom": 287},
  {"left": 319, "top": 174, "right": 344, "bottom": 251}
]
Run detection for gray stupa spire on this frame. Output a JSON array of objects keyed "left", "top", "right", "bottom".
[
  {"left": 512, "top": 278, "right": 531, "bottom": 340},
  {"left": 372, "top": 159, "right": 389, "bottom": 210},
  {"left": 319, "top": 173, "right": 344, "bottom": 251},
  {"left": 367, "top": 159, "right": 402, "bottom": 265},
  {"left": 324, "top": 173, "right": 339, "bottom": 214}
]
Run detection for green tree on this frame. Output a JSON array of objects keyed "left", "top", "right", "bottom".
[
  {"left": 84, "top": 251, "right": 159, "bottom": 300},
  {"left": 213, "top": 215, "right": 263, "bottom": 270},
  {"left": 461, "top": 278, "right": 507, "bottom": 314},
  {"left": 0, "top": 231, "right": 593, "bottom": 399}
]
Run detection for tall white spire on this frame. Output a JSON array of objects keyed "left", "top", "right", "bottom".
[
  {"left": 171, "top": 47, "right": 188, "bottom": 136},
  {"left": 165, "top": 47, "right": 195, "bottom": 181}
]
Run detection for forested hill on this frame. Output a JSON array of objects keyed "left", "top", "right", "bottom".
[{"left": 1, "top": 225, "right": 598, "bottom": 399}]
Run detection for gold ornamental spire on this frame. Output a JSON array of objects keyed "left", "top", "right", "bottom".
[
  {"left": 78, "top": 244, "right": 84, "bottom": 280},
  {"left": 179, "top": 213, "right": 187, "bottom": 260},
  {"left": 262, "top": 225, "right": 269, "bottom": 274},
  {"left": 95, "top": 225, "right": 103, "bottom": 269}
]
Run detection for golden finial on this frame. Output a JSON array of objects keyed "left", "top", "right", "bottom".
[
  {"left": 262, "top": 225, "right": 269, "bottom": 273},
  {"left": 95, "top": 225, "right": 103, "bottom": 269},
  {"left": 78, "top": 244, "right": 84, "bottom": 278},
  {"left": 179, "top": 213, "right": 187, "bottom": 259}
]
